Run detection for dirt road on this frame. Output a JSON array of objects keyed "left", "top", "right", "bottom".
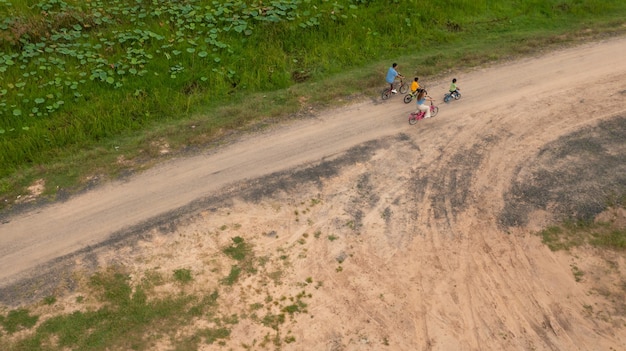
[{"left": 1, "top": 36, "right": 626, "bottom": 350}]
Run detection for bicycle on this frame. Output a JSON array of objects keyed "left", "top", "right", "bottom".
[
  {"left": 403, "top": 87, "right": 426, "bottom": 104},
  {"left": 443, "top": 90, "right": 461, "bottom": 103},
  {"left": 408, "top": 101, "right": 439, "bottom": 125},
  {"left": 381, "top": 78, "right": 409, "bottom": 100}
]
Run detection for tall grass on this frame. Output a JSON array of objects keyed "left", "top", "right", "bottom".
[{"left": 1, "top": 0, "right": 626, "bottom": 207}]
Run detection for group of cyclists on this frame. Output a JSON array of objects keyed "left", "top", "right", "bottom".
[{"left": 386, "top": 63, "right": 460, "bottom": 119}]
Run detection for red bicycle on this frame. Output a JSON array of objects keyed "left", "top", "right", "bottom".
[
  {"left": 408, "top": 101, "right": 439, "bottom": 125},
  {"left": 381, "top": 78, "right": 409, "bottom": 100}
]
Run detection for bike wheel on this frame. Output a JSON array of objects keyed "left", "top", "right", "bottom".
[
  {"left": 443, "top": 94, "right": 451, "bottom": 103},
  {"left": 431, "top": 106, "right": 439, "bottom": 118},
  {"left": 454, "top": 92, "right": 461, "bottom": 100},
  {"left": 403, "top": 94, "right": 413, "bottom": 104},
  {"left": 408, "top": 113, "right": 418, "bottom": 125},
  {"left": 381, "top": 89, "right": 391, "bottom": 100},
  {"left": 399, "top": 83, "right": 409, "bottom": 94}
]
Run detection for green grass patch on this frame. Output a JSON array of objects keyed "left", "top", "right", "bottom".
[
  {"left": 281, "top": 299, "right": 307, "bottom": 315},
  {"left": 249, "top": 302, "right": 264, "bottom": 311},
  {"left": 261, "top": 313, "right": 285, "bottom": 331},
  {"left": 1, "top": 268, "right": 223, "bottom": 351},
  {"left": 222, "top": 236, "right": 250, "bottom": 261},
  {"left": 538, "top": 211, "right": 626, "bottom": 251},
  {"left": 43, "top": 296, "right": 57, "bottom": 306},
  {"left": 571, "top": 265, "right": 585, "bottom": 282},
  {"left": 174, "top": 327, "right": 231, "bottom": 351},
  {"left": 0, "top": 308, "right": 39, "bottom": 334},
  {"left": 0, "top": 241, "right": 314, "bottom": 350},
  {"left": 221, "top": 236, "right": 259, "bottom": 282},
  {"left": 197, "top": 327, "right": 231, "bottom": 345},
  {"left": 173, "top": 268, "right": 193, "bottom": 284},
  {"left": 590, "top": 229, "right": 626, "bottom": 249},
  {"left": 221, "top": 265, "right": 242, "bottom": 286}
]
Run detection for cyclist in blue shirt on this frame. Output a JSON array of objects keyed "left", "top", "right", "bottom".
[{"left": 386, "top": 63, "right": 404, "bottom": 94}]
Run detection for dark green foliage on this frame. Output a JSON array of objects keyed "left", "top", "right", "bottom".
[{"left": 1, "top": 308, "right": 39, "bottom": 334}]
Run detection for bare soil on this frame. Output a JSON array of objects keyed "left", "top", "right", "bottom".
[{"left": 1, "top": 37, "right": 626, "bottom": 350}]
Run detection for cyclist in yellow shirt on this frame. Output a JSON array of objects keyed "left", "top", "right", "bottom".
[{"left": 410, "top": 77, "right": 420, "bottom": 93}]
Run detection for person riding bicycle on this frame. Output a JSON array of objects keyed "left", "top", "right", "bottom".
[
  {"left": 410, "top": 77, "right": 421, "bottom": 94},
  {"left": 449, "top": 78, "right": 460, "bottom": 98},
  {"left": 415, "top": 89, "right": 434, "bottom": 118},
  {"left": 386, "top": 63, "right": 404, "bottom": 94}
]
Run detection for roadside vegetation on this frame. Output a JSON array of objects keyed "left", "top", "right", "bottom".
[
  {"left": 539, "top": 195, "right": 626, "bottom": 252},
  {"left": 1, "top": 0, "right": 626, "bottom": 210},
  {"left": 539, "top": 215, "right": 626, "bottom": 252},
  {"left": 0, "top": 234, "right": 318, "bottom": 350}
]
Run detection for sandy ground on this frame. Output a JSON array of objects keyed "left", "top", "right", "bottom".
[{"left": 1, "top": 36, "right": 626, "bottom": 350}]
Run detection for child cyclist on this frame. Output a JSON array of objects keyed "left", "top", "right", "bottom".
[
  {"left": 410, "top": 77, "right": 421, "bottom": 93},
  {"left": 415, "top": 89, "right": 434, "bottom": 118},
  {"left": 449, "top": 78, "right": 460, "bottom": 98}
]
